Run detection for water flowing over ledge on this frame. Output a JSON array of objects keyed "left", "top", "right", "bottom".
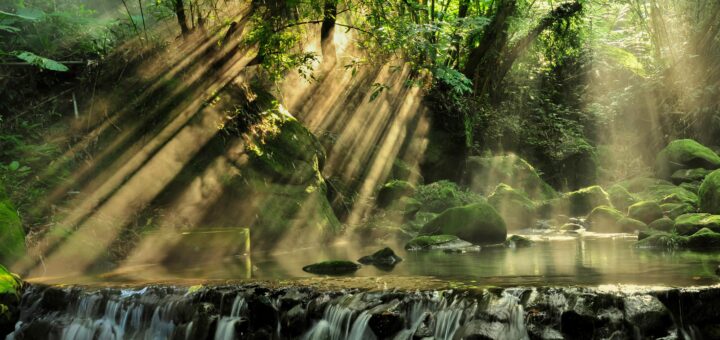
[{"left": 7, "top": 282, "right": 720, "bottom": 339}]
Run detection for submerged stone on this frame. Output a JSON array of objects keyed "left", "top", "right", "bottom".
[
  {"left": 504, "top": 235, "right": 533, "bottom": 248},
  {"left": 699, "top": 169, "right": 720, "bottom": 214},
  {"left": 420, "top": 202, "right": 507, "bottom": 245},
  {"left": 302, "top": 261, "right": 361, "bottom": 275},
  {"left": 357, "top": 247, "right": 403, "bottom": 267},
  {"left": 656, "top": 139, "right": 720, "bottom": 179},
  {"left": 628, "top": 201, "right": 664, "bottom": 224},
  {"left": 404, "top": 235, "right": 472, "bottom": 251}
]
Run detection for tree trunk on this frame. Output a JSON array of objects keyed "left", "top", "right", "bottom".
[
  {"left": 321, "top": 0, "right": 337, "bottom": 63},
  {"left": 175, "top": 0, "right": 190, "bottom": 36}
]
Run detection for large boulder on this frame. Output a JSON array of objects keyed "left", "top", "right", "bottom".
[
  {"left": 420, "top": 203, "right": 507, "bottom": 245},
  {"left": 628, "top": 201, "right": 664, "bottom": 224},
  {"left": 655, "top": 139, "right": 720, "bottom": 179},
  {"left": 648, "top": 217, "right": 675, "bottom": 232},
  {"left": 606, "top": 184, "right": 637, "bottom": 213},
  {"left": 699, "top": 169, "right": 720, "bottom": 214},
  {"left": 660, "top": 203, "right": 696, "bottom": 220},
  {"left": 463, "top": 155, "right": 557, "bottom": 200},
  {"left": 674, "top": 213, "right": 720, "bottom": 235},
  {"left": 0, "top": 189, "right": 25, "bottom": 262},
  {"left": 686, "top": 228, "right": 720, "bottom": 250},
  {"left": 411, "top": 180, "right": 484, "bottom": 213},
  {"left": 618, "top": 218, "right": 648, "bottom": 233},
  {"left": 487, "top": 184, "right": 536, "bottom": 230},
  {"left": 564, "top": 185, "right": 611, "bottom": 217},
  {"left": 671, "top": 168, "right": 712, "bottom": 185},
  {"left": 586, "top": 206, "right": 624, "bottom": 233}
]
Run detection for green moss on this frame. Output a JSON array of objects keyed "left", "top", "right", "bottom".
[
  {"left": 616, "top": 177, "right": 673, "bottom": 193},
  {"left": 376, "top": 180, "right": 416, "bottom": 208},
  {"left": 404, "top": 235, "right": 464, "bottom": 250},
  {"left": 504, "top": 235, "right": 533, "bottom": 248},
  {"left": 0, "top": 201, "right": 25, "bottom": 262},
  {"left": 607, "top": 184, "right": 637, "bottom": 213},
  {"left": 463, "top": 155, "right": 557, "bottom": 200},
  {"left": 390, "top": 159, "right": 423, "bottom": 182},
  {"left": 412, "top": 180, "right": 484, "bottom": 213},
  {"left": 636, "top": 232, "right": 687, "bottom": 249},
  {"left": 686, "top": 228, "right": 720, "bottom": 249},
  {"left": 630, "top": 184, "right": 699, "bottom": 207},
  {"left": 628, "top": 201, "right": 664, "bottom": 224},
  {"left": 420, "top": 203, "right": 507, "bottom": 245},
  {"left": 302, "top": 260, "right": 361, "bottom": 275},
  {"left": 699, "top": 169, "right": 720, "bottom": 214},
  {"left": 674, "top": 213, "right": 720, "bottom": 235},
  {"left": 487, "top": 184, "right": 536, "bottom": 230},
  {"left": 0, "top": 265, "right": 21, "bottom": 296},
  {"left": 679, "top": 182, "right": 701, "bottom": 195},
  {"left": 655, "top": 139, "right": 720, "bottom": 178},
  {"left": 618, "top": 218, "right": 647, "bottom": 233},
  {"left": 671, "top": 168, "right": 712, "bottom": 185},
  {"left": 564, "top": 185, "right": 611, "bottom": 216},
  {"left": 660, "top": 203, "right": 696, "bottom": 220},
  {"left": 586, "top": 206, "right": 624, "bottom": 232},
  {"left": 648, "top": 217, "right": 675, "bottom": 232}
]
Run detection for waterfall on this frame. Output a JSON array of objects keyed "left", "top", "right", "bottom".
[{"left": 214, "top": 296, "right": 247, "bottom": 340}]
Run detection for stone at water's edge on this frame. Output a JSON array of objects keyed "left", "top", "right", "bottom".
[
  {"left": 404, "top": 234, "right": 473, "bottom": 251},
  {"left": 607, "top": 184, "right": 637, "bottom": 213},
  {"left": 699, "top": 169, "right": 720, "bottom": 214},
  {"left": 648, "top": 217, "right": 674, "bottom": 232},
  {"left": 628, "top": 200, "right": 664, "bottom": 224},
  {"left": 674, "top": 213, "right": 720, "bottom": 235},
  {"left": 488, "top": 183, "right": 537, "bottom": 230},
  {"left": 655, "top": 139, "right": 720, "bottom": 179},
  {"left": 0, "top": 265, "right": 22, "bottom": 336},
  {"left": 9, "top": 283, "right": 720, "bottom": 339},
  {"left": 618, "top": 217, "right": 648, "bottom": 233},
  {"left": 302, "top": 260, "right": 361, "bottom": 275},
  {"left": 586, "top": 205, "right": 624, "bottom": 233},
  {"left": 420, "top": 202, "right": 507, "bottom": 245},
  {"left": 504, "top": 235, "right": 533, "bottom": 248},
  {"left": 563, "top": 185, "right": 611, "bottom": 217},
  {"left": 357, "top": 247, "right": 402, "bottom": 267}
]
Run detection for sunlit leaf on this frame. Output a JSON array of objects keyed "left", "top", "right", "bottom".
[
  {"left": 8, "top": 161, "right": 19, "bottom": 171},
  {"left": 14, "top": 51, "right": 69, "bottom": 72}
]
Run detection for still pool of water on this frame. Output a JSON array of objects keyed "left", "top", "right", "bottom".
[{"left": 27, "top": 233, "right": 720, "bottom": 287}]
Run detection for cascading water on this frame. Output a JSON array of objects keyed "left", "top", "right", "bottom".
[{"left": 7, "top": 283, "right": 719, "bottom": 339}]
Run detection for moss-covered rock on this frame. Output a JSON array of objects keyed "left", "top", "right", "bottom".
[
  {"left": 607, "top": 184, "right": 637, "bottom": 213},
  {"left": 404, "top": 235, "right": 472, "bottom": 251},
  {"left": 628, "top": 201, "right": 664, "bottom": 224},
  {"left": 420, "top": 203, "right": 507, "bottom": 245},
  {"left": 673, "top": 213, "right": 720, "bottom": 235},
  {"left": 390, "top": 159, "right": 423, "bottom": 183},
  {"left": 0, "top": 198, "right": 25, "bottom": 262},
  {"left": 412, "top": 180, "right": 484, "bottom": 213},
  {"left": 504, "top": 235, "right": 534, "bottom": 248},
  {"left": 648, "top": 217, "right": 675, "bottom": 232},
  {"left": 679, "top": 181, "right": 701, "bottom": 195},
  {"left": 618, "top": 218, "right": 647, "bottom": 233},
  {"left": 487, "top": 184, "right": 536, "bottom": 230},
  {"left": 686, "top": 228, "right": 720, "bottom": 249},
  {"left": 656, "top": 139, "right": 720, "bottom": 179},
  {"left": 699, "top": 169, "right": 720, "bottom": 214},
  {"left": 376, "top": 180, "right": 416, "bottom": 208},
  {"left": 633, "top": 184, "right": 699, "bottom": 208},
  {"left": 660, "top": 203, "right": 696, "bottom": 220},
  {"left": 564, "top": 185, "right": 611, "bottom": 217},
  {"left": 463, "top": 155, "right": 557, "bottom": 200},
  {"left": 586, "top": 206, "right": 624, "bottom": 233},
  {"left": 616, "top": 177, "right": 673, "bottom": 193},
  {"left": 302, "top": 260, "right": 361, "bottom": 275},
  {"left": 358, "top": 247, "right": 403, "bottom": 267},
  {"left": 0, "top": 265, "right": 22, "bottom": 334},
  {"left": 636, "top": 232, "right": 687, "bottom": 249},
  {"left": 671, "top": 168, "right": 712, "bottom": 185}
]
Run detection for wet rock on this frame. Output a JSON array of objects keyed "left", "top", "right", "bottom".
[
  {"left": 405, "top": 235, "right": 473, "bottom": 251},
  {"left": 247, "top": 295, "right": 277, "bottom": 330},
  {"left": 564, "top": 185, "right": 611, "bottom": 217},
  {"left": 560, "top": 223, "right": 583, "bottom": 231},
  {"left": 369, "top": 311, "right": 405, "bottom": 338},
  {"left": 412, "top": 180, "right": 485, "bottom": 214},
  {"left": 623, "top": 295, "right": 671, "bottom": 337},
  {"left": 456, "top": 319, "right": 505, "bottom": 340},
  {"left": 504, "top": 235, "right": 533, "bottom": 248},
  {"left": 358, "top": 247, "right": 403, "bottom": 268},
  {"left": 420, "top": 202, "right": 507, "bottom": 245},
  {"left": 302, "top": 260, "right": 361, "bottom": 275},
  {"left": 660, "top": 203, "right": 696, "bottom": 220},
  {"left": 686, "top": 227, "right": 720, "bottom": 249},
  {"left": 534, "top": 219, "right": 554, "bottom": 229},
  {"left": 671, "top": 168, "right": 712, "bottom": 185},
  {"left": 280, "top": 304, "right": 307, "bottom": 337},
  {"left": 488, "top": 183, "right": 537, "bottom": 230},
  {"left": 607, "top": 184, "right": 638, "bottom": 213},
  {"left": 443, "top": 245, "right": 482, "bottom": 253}
]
